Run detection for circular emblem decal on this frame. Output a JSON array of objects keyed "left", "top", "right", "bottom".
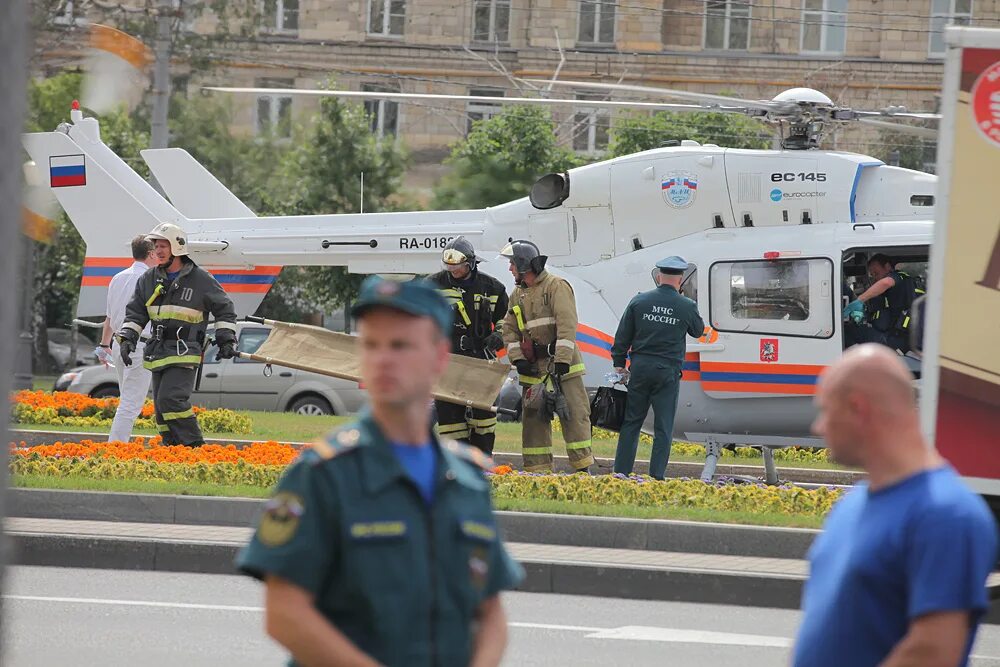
[
  {"left": 971, "top": 59, "right": 1000, "bottom": 147},
  {"left": 661, "top": 171, "right": 698, "bottom": 209}
]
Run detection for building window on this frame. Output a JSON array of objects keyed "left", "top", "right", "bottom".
[
  {"left": 255, "top": 78, "right": 293, "bottom": 138},
  {"left": 571, "top": 94, "right": 610, "bottom": 154},
  {"left": 801, "top": 0, "right": 847, "bottom": 54},
  {"left": 368, "top": 0, "right": 406, "bottom": 36},
  {"left": 929, "top": 0, "right": 971, "bottom": 57},
  {"left": 709, "top": 258, "right": 834, "bottom": 338},
  {"left": 473, "top": 0, "right": 511, "bottom": 43},
  {"left": 261, "top": 0, "right": 299, "bottom": 33},
  {"left": 578, "top": 0, "right": 615, "bottom": 45},
  {"left": 362, "top": 84, "right": 399, "bottom": 138},
  {"left": 467, "top": 88, "right": 503, "bottom": 134},
  {"left": 704, "top": 1, "right": 751, "bottom": 50}
]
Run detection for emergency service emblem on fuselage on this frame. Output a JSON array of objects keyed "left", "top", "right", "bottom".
[{"left": 661, "top": 171, "right": 698, "bottom": 209}]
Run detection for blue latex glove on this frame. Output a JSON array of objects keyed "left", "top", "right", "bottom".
[{"left": 843, "top": 299, "right": 864, "bottom": 321}]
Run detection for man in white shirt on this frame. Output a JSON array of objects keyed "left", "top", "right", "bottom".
[{"left": 98, "top": 236, "right": 157, "bottom": 442}]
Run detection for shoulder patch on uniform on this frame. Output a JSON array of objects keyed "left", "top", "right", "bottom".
[
  {"left": 309, "top": 425, "right": 363, "bottom": 463},
  {"left": 258, "top": 492, "right": 305, "bottom": 547},
  {"left": 443, "top": 438, "right": 495, "bottom": 470}
]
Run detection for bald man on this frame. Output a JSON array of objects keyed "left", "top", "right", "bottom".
[{"left": 793, "top": 344, "right": 998, "bottom": 667}]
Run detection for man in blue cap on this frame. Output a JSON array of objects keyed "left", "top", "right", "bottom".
[
  {"left": 236, "top": 275, "right": 523, "bottom": 667},
  {"left": 610, "top": 256, "right": 705, "bottom": 479}
]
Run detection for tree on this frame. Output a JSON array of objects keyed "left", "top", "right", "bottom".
[
  {"left": 608, "top": 111, "right": 771, "bottom": 157},
  {"left": 259, "top": 92, "right": 410, "bottom": 316},
  {"left": 868, "top": 130, "right": 936, "bottom": 173},
  {"left": 169, "top": 93, "right": 288, "bottom": 214},
  {"left": 432, "top": 105, "right": 583, "bottom": 210}
]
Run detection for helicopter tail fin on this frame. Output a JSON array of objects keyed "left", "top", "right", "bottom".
[
  {"left": 141, "top": 148, "right": 257, "bottom": 219},
  {"left": 21, "top": 126, "right": 193, "bottom": 318}
]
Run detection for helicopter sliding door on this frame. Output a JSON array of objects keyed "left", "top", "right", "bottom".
[{"left": 700, "top": 256, "right": 837, "bottom": 400}]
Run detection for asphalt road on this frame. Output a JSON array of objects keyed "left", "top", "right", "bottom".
[{"left": 4, "top": 566, "right": 1000, "bottom": 667}]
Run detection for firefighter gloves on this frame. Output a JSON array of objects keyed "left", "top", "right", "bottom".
[
  {"left": 554, "top": 362, "right": 571, "bottom": 377},
  {"left": 484, "top": 331, "right": 504, "bottom": 353}
]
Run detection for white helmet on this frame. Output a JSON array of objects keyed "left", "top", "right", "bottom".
[{"left": 146, "top": 222, "right": 188, "bottom": 256}]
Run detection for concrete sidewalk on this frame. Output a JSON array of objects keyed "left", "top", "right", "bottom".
[{"left": 6, "top": 517, "right": 809, "bottom": 610}]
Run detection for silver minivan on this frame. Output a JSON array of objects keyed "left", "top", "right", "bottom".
[{"left": 54, "top": 324, "right": 367, "bottom": 416}]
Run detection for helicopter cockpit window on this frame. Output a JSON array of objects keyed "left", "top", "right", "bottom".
[{"left": 710, "top": 258, "right": 834, "bottom": 339}]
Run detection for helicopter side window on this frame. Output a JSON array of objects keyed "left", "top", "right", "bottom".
[{"left": 709, "top": 258, "right": 835, "bottom": 339}]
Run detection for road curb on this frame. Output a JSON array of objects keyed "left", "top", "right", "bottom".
[
  {"left": 8, "top": 488, "right": 818, "bottom": 559},
  {"left": 10, "top": 532, "right": 1000, "bottom": 623},
  {"left": 9, "top": 428, "right": 865, "bottom": 485},
  {"left": 5, "top": 532, "right": 807, "bottom": 610}
]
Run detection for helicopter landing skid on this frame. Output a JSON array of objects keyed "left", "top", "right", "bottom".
[{"left": 686, "top": 433, "right": 827, "bottom": 486}]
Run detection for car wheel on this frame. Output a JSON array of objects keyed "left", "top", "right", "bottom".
[
  {"left": 289, "top": 395, "right": 333, "bottom": 416},
  {"left": 91, "top": 384, "right": 120, "bottom": 399}
]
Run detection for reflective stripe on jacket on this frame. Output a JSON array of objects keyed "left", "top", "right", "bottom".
[
  {"left": 123, "top": 258, "right": 238, "bottom": 371},
  {"left": 501, "top": 270, "right": 585, "bottom": 382}
]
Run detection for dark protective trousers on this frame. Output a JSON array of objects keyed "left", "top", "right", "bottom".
[
  {"left": 613, "top": 361, "right": 682, "bottom": 480},
  {"left": 435, "top": 400, "right": 497, "bottom": 455},
  {"left": 844, "top": 322, "right": 909, "bottom": 354},
  {"left": 151, "top": 365, "right": 204, "bottom": 446}
]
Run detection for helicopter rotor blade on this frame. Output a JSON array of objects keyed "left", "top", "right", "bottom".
[
  {"left": 854, "top": 110, "right": 942, "bottom": 120},
  {"left": 518, "top": 78, "right": 788, "bottom": 113},
  {"left": 857, "top": 117, "right": 939, "bottom": 139},
  {"left": 202, "top": 86, "right": 718, "bottom": 113}
]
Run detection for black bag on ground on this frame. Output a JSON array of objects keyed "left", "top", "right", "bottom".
[{"left": 590, "top": 385, "right": 628, "bottom": 432}]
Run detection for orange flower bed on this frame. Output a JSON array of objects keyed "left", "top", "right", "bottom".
[
  {"left": 11, "top": 438, "right": 300, "bottom": 466},
  {"left": 11, "top": 390, "right": 206, "bottom": 419},
  {"left": 492, "top": 464, "right": 514, "bottom": 475}
]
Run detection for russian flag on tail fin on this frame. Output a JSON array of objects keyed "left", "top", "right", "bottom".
[{"left": 50, "top": 155, "right": 87, "bottom": 188}]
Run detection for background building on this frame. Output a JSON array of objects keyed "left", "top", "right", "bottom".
[{"left": 36, "top": 0, "right": 998, "bottom": 187}]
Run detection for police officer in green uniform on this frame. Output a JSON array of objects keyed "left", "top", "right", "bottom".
[
  {"left": 236, "top": 276, "right": 523, "bottom": 667},
  {"left": 611, "top": 256, "right": 704, "bottom": 480}
]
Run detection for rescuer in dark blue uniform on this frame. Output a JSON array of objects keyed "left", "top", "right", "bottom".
[{"left": 611, "top": 256, "right": 704, "bottom": 480}]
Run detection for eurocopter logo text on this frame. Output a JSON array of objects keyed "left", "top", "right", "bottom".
[
  {"left": 661, "top": 172, "right": 698, "bottom": 208},
  {"left": 770, "top": 188, "right": 826, "bottom": 202}
]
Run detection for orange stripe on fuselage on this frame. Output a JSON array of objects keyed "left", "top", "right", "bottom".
[
  {"left": 701, "top": 381, "right": 817, "bottom": 395},
  {"left": 699, "top": 361, "right": 827, "bottom": 375}
]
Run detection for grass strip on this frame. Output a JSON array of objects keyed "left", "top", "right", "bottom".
[{"left": 493, "top": 497, "right": 824, "bottom": 529}]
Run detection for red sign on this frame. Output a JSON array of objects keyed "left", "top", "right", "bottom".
[
  {"left": 759, "top": 338, "right": 779, "bottom": 363},
  {"left": 971, "top": 59, "right": 1000, "bottom": 147}
]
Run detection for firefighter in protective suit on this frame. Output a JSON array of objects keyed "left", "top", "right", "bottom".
[
  {"left": 429, "top": 237, "right": 509, "bottom": 454},
  {"left": 500, "top": 240, "right": 594, "bottom": 473},
  {"left": 116, "top": 223, "right": 238, "bottom": 446}
]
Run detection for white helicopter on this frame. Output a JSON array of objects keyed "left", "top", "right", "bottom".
[{"left": 21, "top": 81, "right": 939, "bottom": 480}]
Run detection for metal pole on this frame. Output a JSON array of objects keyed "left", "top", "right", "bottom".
[
  {"left": 13, "top": 235, "right": 33, "bottom": 391},
  {"left": 150, "top": 0, "right": 173, "bottom": 149},
  {"left": 1, "top": 2, "right": 29, "bottom": 663}
]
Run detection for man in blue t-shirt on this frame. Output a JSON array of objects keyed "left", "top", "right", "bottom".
[{"left": 794, "top": 344, "right": 998, "bottom": 667}]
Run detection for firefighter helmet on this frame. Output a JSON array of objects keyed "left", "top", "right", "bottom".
[
  {"left": 441, "top": 236, "right": 477, "bottom": 270},
  {"left": 499, "top": 239, "right": 546, "bottom": 275},
  {"left": 146, "top": 222, "right": 189, "bottom": 257}
]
